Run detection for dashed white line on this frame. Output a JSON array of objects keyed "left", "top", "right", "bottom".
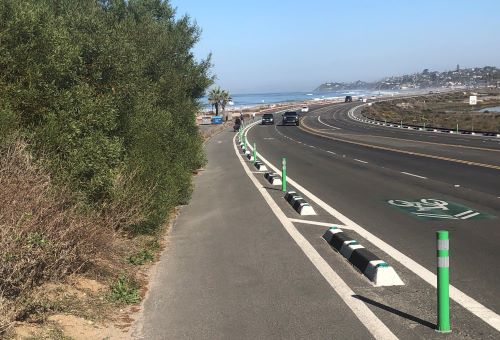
[
  {"left": 326, "top": 151, "right": 336, "bottom": 155},
  {"left": 354, "top": 159, "right": 368, "bottom": 164},
  {"left": 400, "top": 171, "right": 428, "bottom": 179}
]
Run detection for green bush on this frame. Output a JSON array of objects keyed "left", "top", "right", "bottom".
[
  {"left": 127, "top": 249, "right": 154, "bottom": 265},
  {"left": 109, "top": 275, "right": 140, "bottom": 305},
  {"left": 0, "top": 0, "right": 212, "bottom": 232}
]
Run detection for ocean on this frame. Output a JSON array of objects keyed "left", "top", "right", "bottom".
[{"left": 200, "top": 89, "right": 400, "bottom": 111}]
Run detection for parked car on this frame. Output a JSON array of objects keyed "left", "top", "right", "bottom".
[
  {"left": 301, "top": 106, "right": 309, "bottom": 113},
  {"left": 261, "top": 113, "right": 274, "bottom": 125},
  {"left": 282, "top": 111, "right": 300, "bottom": 126}
]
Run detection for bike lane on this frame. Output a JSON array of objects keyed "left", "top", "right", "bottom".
[
  {"left": 246, "top": 120, "right": 500, "bottom": 325},
  {"left": 132, "top": 129, "right": 376, "bottom": 339}
]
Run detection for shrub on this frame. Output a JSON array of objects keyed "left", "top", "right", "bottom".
[
  {"left": 109, "top": 275, "right": 140, "bottom": 305},
  {"left": 0, "top": 141, "right": 105, "bottom": 329}
]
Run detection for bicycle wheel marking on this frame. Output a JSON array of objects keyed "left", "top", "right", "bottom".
[{"left": 386, "top": 198, "right": 494, "bottom": 221}]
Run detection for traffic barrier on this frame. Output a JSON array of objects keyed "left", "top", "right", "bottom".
[
  {"left": 254, "top": 161, "right": 267, "bottom": 171},
  {"left": 322, "top": 227, "right": 404, "bottom": 286},
  {"left": 284, "top": 190, "right": 316, "bottom": 215},
  {"left": 264, "top": 172, "right": 282, "bottom": 185}
]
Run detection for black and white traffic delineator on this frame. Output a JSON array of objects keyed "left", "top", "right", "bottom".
[
  {"left": 264, "top": 172, "right": 282, "bottom": 185},
  {"left": 284, "top": 190, "right": 316, "bottom": 216},
  {"left": 253, "top": 161, "right": 267, "bottom": 171},
  {"left": 322, "top": 227, "right": 404, "bottom": 286}
]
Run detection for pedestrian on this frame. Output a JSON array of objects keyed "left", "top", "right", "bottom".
[
  {"left": 240, "top": 112, "right": 244, "bottom": 124},
  {"left": 252, "top": 112, "right": 256, "bottom": 121}
]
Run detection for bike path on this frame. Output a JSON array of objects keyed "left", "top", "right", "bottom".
[{"left": 132, "top": 129, "right": 373, "bottom": 339}]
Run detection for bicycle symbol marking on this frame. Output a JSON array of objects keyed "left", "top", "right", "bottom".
[
  {"left": 388, "top": 199, "right": 449, "bottom": 212},
  {"left": 387, "top": 198, "right": 486, "bottom": 220}
]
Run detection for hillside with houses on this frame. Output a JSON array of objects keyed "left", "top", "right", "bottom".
[{"left": 315, "top": 65, "right": 500, "bottom": 92}]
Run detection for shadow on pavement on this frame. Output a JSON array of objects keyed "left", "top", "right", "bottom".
[{"left": 352, "top": 295, "right": 436, "bottom": 330}]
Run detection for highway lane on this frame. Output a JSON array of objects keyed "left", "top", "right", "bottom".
[
  {"left": 293, "top": 120, "right": 500, "bottom": 198},
  {"left": 302, "top": 110, "right": 500, "bottom": 169},
  {"left": 246, "top": 119, "right": 500, "bottom": 325},
  {"left": 314, "top": 102, "right": 500, "bottom": 150}
]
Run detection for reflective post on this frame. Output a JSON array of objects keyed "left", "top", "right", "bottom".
[
  {"left": 253, "top": 143, "right": 257, "bottom": 162},
  {"left": 437, "top": 230, "right": 451, "bottom": 333},
  {"left": 282, "top": 158, "right": 287, "bottom": 192}
]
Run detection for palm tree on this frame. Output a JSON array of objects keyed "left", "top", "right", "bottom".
[
  {"left": 207, "top": 87, "right": 232, "bottom": 120},
  {"left": 220, "top": 90, "right": 232, "bottom": 120},
  {"left": 207, "top": 87, "right": 222, "bottom": 116}
]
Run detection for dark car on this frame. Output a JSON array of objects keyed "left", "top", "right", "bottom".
[
  {"left": 261, "top": 113, "right": 274, "bottom": 125},
  {"left": 345, "top": 95, "right": 353, "bottom": 102},
  {"left": 282, "top": 111, "right": 300, "bottom": 126}
]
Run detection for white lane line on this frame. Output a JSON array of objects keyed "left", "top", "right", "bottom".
[
  {"left": 454, "top": 210, "right": 474, "bottom": 218},
  {"left": 413, "top": 213, "right": 458, "bottom": 219},
  {"left": 354, "top": 159, "right": 368, "bottom": 164},
  {"left": 460, "top": 212, "right": 480, "bottom": 220},
  {"left": 318, "top": 116, "right": 341, "bottom": 130},
  {"left": 244, "top": 126, "right": 500, "bottom": 332},
  {"left": 235, "top": 131, "right": 397, "bottom": 340},
  {"left": 327, "top": 151, "right": 336, "bottom": 155},
  {"left": 289, "top": 218, "right": 353, "bottom": 229},
  {"left": 400, "top": 172, "right": 428, "bottom": 179}
]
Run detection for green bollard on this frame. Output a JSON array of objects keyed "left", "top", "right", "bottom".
[
  {"left": 253, "top": 143, "right": 257, "bottom": 162},
  {"left": 243, "top": 136, "right": 247, "bottom": 150},
  {"left": 282, "top": 158, "right": 287, "bottom": 192},
  {"left": 437, "top": 230, "right": 451, "bottom": 333}
]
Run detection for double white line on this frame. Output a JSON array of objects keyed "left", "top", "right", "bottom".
[{"left": 455, "top": 210, "right": 480, "bottom": 220}]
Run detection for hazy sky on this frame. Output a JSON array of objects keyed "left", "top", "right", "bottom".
[{"left": 170, "top": 0, "right": 500, "bottom": 93}]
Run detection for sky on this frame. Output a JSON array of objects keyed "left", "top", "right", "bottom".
[{"left": 170, "top": 0, "right": 500, "bottom": 94}]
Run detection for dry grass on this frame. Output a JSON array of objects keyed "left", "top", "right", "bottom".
[
  {"left": 0, "top": 141, "right": 148, "bottom": 334},
  {"left": 362, "top": 91, "right": 500, "bottom": 132}
]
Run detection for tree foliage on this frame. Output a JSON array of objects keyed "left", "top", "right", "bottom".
[{"left": 0, "top": 0, "right": 213, "bottom": 232}]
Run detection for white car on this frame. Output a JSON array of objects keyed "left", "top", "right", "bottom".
[{"left": 301, "top": 106, "right": 309, "bottom": 113}]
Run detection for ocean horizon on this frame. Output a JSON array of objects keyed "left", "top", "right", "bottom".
[{"left": 200, "top": 89, "right": 402, "bottom": 111}]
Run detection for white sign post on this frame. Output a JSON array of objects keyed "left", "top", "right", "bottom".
[{"left": 469, "top": 95, "right": 477, "bottom": 105}]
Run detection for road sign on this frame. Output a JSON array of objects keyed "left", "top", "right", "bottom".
[
  {"left": 469, "top": 95, "right": 477, "bottom": 105},
  {"left": 387, "top": 198, "right": 493, "bottom": 221}
]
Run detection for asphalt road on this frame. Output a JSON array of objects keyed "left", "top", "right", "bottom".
[
  {"left": 133, "top": 104, "right": 500, "bottom": 339},
  {"left": 245, "top": 105, "right": 500, "bottom": 336}
]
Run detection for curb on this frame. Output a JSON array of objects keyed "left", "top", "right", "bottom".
[
  {"left": 284, "top": 190, "right": 316, "bottom": 216},
  {"left": 323, "top": 227, "right": 404, "bottom": 286},
  {"left": 264, "top": 172, "right": 282, "bottom": 185}
]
